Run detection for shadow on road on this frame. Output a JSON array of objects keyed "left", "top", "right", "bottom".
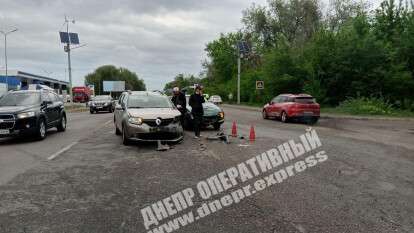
[{"left": 0, "top": 129, "right": 60, "bottom": 146}]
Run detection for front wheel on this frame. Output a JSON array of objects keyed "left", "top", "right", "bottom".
[
  {"left": 90, "top": 109, "right": 94, "bottom": 114},
  {"left": 262, "top": 110, "right": 269, "bottom": 119},
  {"left": 57, "top": 115, "right": 67, "bottom": 132},
  {"left": 281, "top": 111, "right": 289, "bottom": 123},
  {"left": 36, "top": 119, "right": 47, "bottom": 140}
]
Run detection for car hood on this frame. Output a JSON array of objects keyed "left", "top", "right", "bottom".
[
  {"left": 187, "top": 102, "right": 222, "bottom": 116},
  {"left": 0, "top": 105, "right": 38, "bottom": 114},
  {"left": 127, "top": 108, "right": 181, "bottom": 119}
]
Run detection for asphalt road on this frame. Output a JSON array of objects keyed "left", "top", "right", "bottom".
[
  {"left": 0, "top": 112, "right": 113, "bottom": 185},
  {"left": 0, "top": 107, "right": 413, "bottom": 233}
]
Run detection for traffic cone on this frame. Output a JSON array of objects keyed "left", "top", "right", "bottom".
[
  {"left": 231, "top": 121, "right": 238, "bottom": 137},
  {"left": 249, "top": 125, "right": 256, "bottom": 142}
]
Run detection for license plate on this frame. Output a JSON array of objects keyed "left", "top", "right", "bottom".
[
  {"left": 0, "top": 129, "right": 10, "bottom": 135},
  {"left": 150, "top": 127, "right": 162, "bottom": 132},
  {"left": 97, "top": 107, "right": 103, "bottom": 109},
  {"left": 304, "top": 112, "right": 313, "bottom": 116}
]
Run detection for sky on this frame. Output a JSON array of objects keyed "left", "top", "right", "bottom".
[{"left": 0, "top": 0, "right": 381, "bottom": 90}]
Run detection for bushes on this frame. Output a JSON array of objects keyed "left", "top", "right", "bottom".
[{"left": 337, "top": 97, "right": 395, "bottom": 115}]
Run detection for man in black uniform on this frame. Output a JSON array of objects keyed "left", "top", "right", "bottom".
[
  {"left": 171, "top": 87, "right": 186, "bottom": 125},
  {"left": 189, "top": 85, "right": 205, "bottom": 139}
]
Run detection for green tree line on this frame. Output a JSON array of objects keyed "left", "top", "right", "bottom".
[
  {"left": 85, "top": 65, "right": 146, "bottom": 96},
  {"left": 173, "top": 0, "right": 414, "bottom": 110}
]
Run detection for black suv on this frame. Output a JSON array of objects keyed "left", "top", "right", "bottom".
[
  {"left": 0, "top": 90, "right": 67, "bottom": 140},
  {"left": 89, "top": 95, "right": 115, "bottom": 114}
]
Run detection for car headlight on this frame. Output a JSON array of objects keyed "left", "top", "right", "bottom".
[
  {"left": 218, "top": 112, "right": 225, "bottom": 119},
  {"left": 17, "top": 112, "right": 36, "bottom": 119},
  {"left": 104, "top": 102, "right": 109, "bottom": 106},
  {"left": 129, "top": 117, "right": 143, "bottom": 125}
]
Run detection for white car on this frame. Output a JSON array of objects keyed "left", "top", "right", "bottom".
[{"left": 209, "top": 95, "right": 223, "bottom": 105}]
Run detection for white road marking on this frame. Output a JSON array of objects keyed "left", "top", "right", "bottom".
[
  {"left": 47, "top": 141, "right": 78, "bottom": 161},
  {"left": 104, "top": 120, "right": 112, "bottom": 125}
]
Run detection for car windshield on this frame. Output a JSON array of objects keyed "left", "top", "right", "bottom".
[
  {"left": 127, "top": 95, "right": 173, "bottom": 108},
  {"left": 93, "top": 96, "right": 111, "bottom": 101},
  {"left": 295, "top": 97, "right": 316, "bottom": 104},
  {"left": 0, "top": 92, "right": 41, "bottom": 106}
]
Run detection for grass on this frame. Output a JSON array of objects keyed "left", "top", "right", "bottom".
[
  {"left": 227, "top": 98, "right": 414, "bottom": 118},
  {"left": 322, "top": 97, "right": 414, "bottom": 118},
  {"left": 322, "top": 107, "right": 414, "bottom": 118},
  {"left": 64, "top": 103, "right": 88, "bottom": 113}
]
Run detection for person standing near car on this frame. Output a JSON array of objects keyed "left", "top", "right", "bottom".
[
  {"left": 189, "top": 85, "right": 205, "bottom": 139},
  {"left": 171, "top": 87, "right": 187, "bottom": 125}
]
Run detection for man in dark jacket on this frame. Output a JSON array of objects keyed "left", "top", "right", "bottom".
[
  {"left": 189, "top": 85, "right": 205, "bottom": 138},
  {"left": 171, "top": 87, "right": 186, "bottom": 125}
]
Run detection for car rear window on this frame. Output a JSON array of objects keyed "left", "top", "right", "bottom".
[{"left": 294, "top": 97, "right": 315, "bottom": 104}]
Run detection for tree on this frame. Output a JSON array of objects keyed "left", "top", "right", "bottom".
[
  {"left": 164, "top": 74, "right": 202, "bottom": 94},
  {"left": 243, "top": 0, "right": 321, "bottom": 47},
  {"left": 195, "top": 0, "right": 414, "bottom": 109},
  {"left": 85, "top": 65, "right": 146, "bottom": 95}
]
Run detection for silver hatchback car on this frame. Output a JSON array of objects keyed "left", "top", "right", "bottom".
[{"left": 114, "top": 91, "right": 184, "bottom": 145}]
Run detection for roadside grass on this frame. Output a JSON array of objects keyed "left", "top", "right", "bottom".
[
  {"left": 227, "top": 102, "right": 264, "bottom": 108},
  {"left": 321, "top": 107, "right": 414, "bottom": 118},
  {"left": 225, "top": 98, "right": 414, "bottom": 118},
  {"left": 65, "top": 103, "right": 88, "bottom": 113},
  {"left": 322, "top": 97, "right": 414, "bottom": 118}
]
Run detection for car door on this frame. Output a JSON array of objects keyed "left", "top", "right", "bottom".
[
  {"left": 273, "top": 96, "right": 285, "bottom": 117},
  {"left": 41, "top": 92, "right": 55, "bottom": 126},
  {"left": 48, "top": 92, "right": 60, "bottom": 124},
  {"left": 268, "top": 96, "right": 280, "bottom": 117},
  {"left": 115, "top": 94, "right": 126, "bottom": 129}
]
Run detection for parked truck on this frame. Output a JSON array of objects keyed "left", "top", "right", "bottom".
[{"left": 72, "top": 86, "right": 92, "bottom": 103}]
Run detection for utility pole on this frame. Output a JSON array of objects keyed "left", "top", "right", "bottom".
[
  {"left": 237, "top": 54, "right": 241, "bottom": 105},
  {"left": 236, "top": 41, "right": 249, "bottom": 105},
  {"left": 0, "top": 28, "right": 18, "bottom": 90},
  {"left": 64, "top": 16, "right": 74, "bottom": 102}
]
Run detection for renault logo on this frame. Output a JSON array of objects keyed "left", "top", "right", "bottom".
[{"left": 155, "top": 118, "right": 162, "bottom": 126}]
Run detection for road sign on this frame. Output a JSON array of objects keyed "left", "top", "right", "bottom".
[
  {"left": 103, "top": 81, "right": 125, "bottom": 92},
  {"left": 256, "top": 81, "right": 264, "bottom": 90},
  {"left": 237, "top": 41, "right": 250, "bottom": 56}
]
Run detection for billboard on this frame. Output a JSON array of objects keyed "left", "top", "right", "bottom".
[{"left": 103, "top": 81, "right": 125, "bottom": 92}]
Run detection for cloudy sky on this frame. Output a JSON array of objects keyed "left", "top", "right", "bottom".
[{"left": 0, "top": 0, "right": 381, "bottom": 90}]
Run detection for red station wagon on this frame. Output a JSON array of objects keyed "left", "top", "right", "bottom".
[{"left": 262, "top": 94, "right": 320, "bottom": 124}]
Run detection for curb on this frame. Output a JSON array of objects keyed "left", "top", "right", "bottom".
[{"left": 221, "top": 104, "right": 414, "bottom": 122}]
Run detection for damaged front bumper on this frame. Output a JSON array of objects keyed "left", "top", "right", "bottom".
[{"left": 125, "top": 121, "right": 184, "bottom": 142}]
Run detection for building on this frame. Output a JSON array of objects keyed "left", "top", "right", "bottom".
[{"left": 0, "top": 70, "right": 69, "bottom": 93}]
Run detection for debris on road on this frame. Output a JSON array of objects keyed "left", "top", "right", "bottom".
[
  {"left": 156, "top": 140, "right": 170, "bottom": 151},
  {"left": 207, "top": 131, "right": 230, "bottom": 144}
]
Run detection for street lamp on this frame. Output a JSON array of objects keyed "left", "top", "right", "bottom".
[{"left": 0, "top": 28, "right": 18, "bottom": 90}]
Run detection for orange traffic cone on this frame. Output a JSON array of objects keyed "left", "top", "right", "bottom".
[
  {"left": 231, "top": 121, "right": 238, "bottom": 137},
  {"left": 249, "top": 125, "right": 256, "bottom": 142}
]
